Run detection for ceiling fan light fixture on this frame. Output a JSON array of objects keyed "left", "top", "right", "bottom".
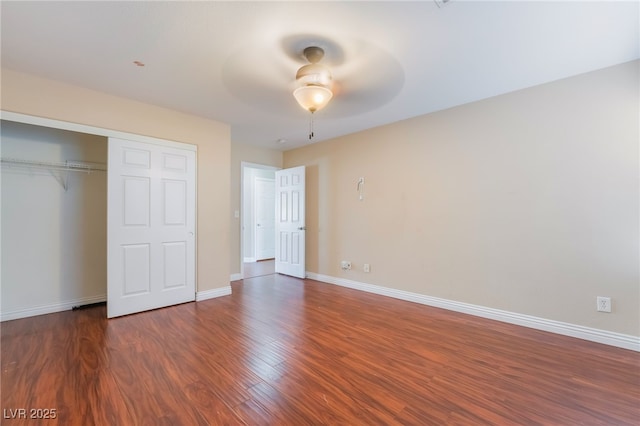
[
  {"left": 293, "top": 46, "right": 334, "bottom": 114},
  {"left": 293, "top": 85, "right": 333, "bottom": 113},
  {"left": 295, "top": 63, "right": 332, "bottom": 86}
]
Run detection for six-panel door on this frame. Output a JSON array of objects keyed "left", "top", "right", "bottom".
[
  {"left": 275, "top": 166, "right": 306, "bottom": 278},
  {"left": 107, "top": 138, "right": 196, "bottom": 318}
]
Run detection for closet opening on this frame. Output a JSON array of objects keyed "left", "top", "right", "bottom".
[{"left": 1, "top": 120, "right": 108, "bottom": 321}]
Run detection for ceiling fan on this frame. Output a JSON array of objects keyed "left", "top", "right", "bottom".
[
  {"left": 292, "top": 46, "right": 334, "bottom": 139},
  {"left": 220, "top": 35, "right": 404, "bottom": 141},
  {"left": 293, "top": 46, "right": 334, "bottom": 114}
]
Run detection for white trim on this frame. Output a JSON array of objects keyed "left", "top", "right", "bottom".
[
  {"left": 230, "top": 273, "right": 242, "bottom": 281},
  {"left": 244, "top": 257, "right": 257, "bottom": 263},
  {"left": 306, "top": 272, "right": 640, "bottom": 352},
  {"left": 1, "top": 285, "right": 234, "bottom": 320},
  {"left": 196, "top": 286, "right": 232, "bottom": 301},
  {"left": 1, "top": 111, "right": 197, "bottom": 151},
  {"left": 0, "top": 295, "right": 106, "bottom": 322}
]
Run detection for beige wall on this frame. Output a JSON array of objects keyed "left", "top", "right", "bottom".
[
  {"left": 1, "top": 68, "right": 231, "bottom": 292},
  {"left": 230, "top": 142, "right": 283, "bottom": 275},
  {"left": 284, "top": 60, "right": 639, "bottom": 336}
]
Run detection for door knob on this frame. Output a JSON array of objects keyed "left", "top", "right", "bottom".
[{"left": 298, "top": 226, "right": 306, "bottom": 231}]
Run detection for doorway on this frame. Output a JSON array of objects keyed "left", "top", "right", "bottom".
[
  {"left": 0, "top": 120, "right": 108, "bottom": 320},
  {"left": 241, "top": 162, "right": 279, "bottom": 279}
]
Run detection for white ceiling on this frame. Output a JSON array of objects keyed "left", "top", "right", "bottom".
[{"left": 1, "top": 1, "right": 638, "bottom": 151}]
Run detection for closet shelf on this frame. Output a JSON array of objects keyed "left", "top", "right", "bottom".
[
  {"left": 1, "top": 157, "right": 107, "bottom": 191},
  {"left": 1, "top": 157, "right": 107, "bottom": 173}
]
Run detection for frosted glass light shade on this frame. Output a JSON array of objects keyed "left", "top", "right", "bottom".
[
  {"left": 296, "top": 63, "right": 332, "bottom": 86},
  {"left": 293, "top": 85, "right": 333, "bottom": 113}
]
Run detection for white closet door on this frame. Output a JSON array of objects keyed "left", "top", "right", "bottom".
[{"left": 107, "top": 137, "right": 196, "bottom": 318}]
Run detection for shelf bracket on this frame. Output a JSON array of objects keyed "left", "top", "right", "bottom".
[{"left": 49, "top": 168, "right": 70, "bottom": 191}]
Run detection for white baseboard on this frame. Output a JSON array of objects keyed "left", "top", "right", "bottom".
[
  {"left": 196, "top": 286, "right": 232, "bottom": 301},
  {"left": 2, "top": 286, "right": 234, "bottom": 321},
  {"left": 0, "top": 294, "right": 106, "bottom": 322},
  {"left": 306, "top": 272, "right": 640, "bottom": 352},
  {"left": 243, "top": 257, "right": 256, "bottom": 263},
  {"left": 230, "top": 273, "right": 242, "bottom": 282}
]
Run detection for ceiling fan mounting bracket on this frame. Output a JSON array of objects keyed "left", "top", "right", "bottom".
[{"left": 303, "top": 46, "right": 325, "bottom": 64}]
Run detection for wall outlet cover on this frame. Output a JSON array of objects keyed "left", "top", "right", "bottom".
[{"left": 597, "top": 296, "right": 611, "bottom": 313}]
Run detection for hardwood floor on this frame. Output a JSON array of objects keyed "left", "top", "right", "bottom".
[{"left": 2, "top": 274, "right": 639, "bottom": 425}]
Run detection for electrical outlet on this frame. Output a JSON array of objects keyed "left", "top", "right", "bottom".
[
  {"left": 341, "top": 261, "right": 351, "bottom": 271},
  {"left": 363, "top": 263, "right": 370, "bottom": 273},
  {"left": 596, "top": 296, "right": 611, "bottom": 313}
]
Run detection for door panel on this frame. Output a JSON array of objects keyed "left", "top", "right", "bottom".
[
  {"left": 163, "top": 241, "right": 187, "bottom": 289},
  {"left": 163, "top": 153, "right": 187, "bottom": 171},
  {"left": 123, "top": 148, "right": 151, "bottom": 168},
  {"left": 279, "top": 232, "right": 288, "bottom": 262},
  {"left": 123, "top": 177, "right": 150, "bottom": 226},
  {"left": 108, "top": 137, "right": 196, "bottom": 318},
  {"left": 122, "top": 244, "right": 151, "bottom": 295},
  {"left": 163, "top": 179, "right": 186, "bottom": 225},
  {"left": 291, "top": 232, "right": 300, "bottom": 265},
  {"left": 275, "top": 166, "right": 305, "bottom": 278},
  {"left": 279, "top": 192, "right": 288, "bottom": 221}
]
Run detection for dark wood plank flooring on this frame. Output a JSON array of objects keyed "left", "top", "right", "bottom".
[{"left": 2, "top": 274, "right": 639, "bottom": 425}]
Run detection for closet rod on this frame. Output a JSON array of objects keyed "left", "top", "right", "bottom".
[{"left": 1, "top": 157, "right": 107, "bottom": 173}]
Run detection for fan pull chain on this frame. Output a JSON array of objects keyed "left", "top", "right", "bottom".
[{"left": 308, "top": 112, "right": 315, "bottom": 140}]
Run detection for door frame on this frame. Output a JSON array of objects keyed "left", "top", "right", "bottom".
[
  {"left": 1, "top": 111, "right": 192, "bottom": 150},
  {"left": 240, "top": 161, "right": 280, "bottom": 280}
]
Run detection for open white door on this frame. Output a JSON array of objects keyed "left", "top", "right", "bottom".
[
  {"left": 107, "top": 137, "right": 196, "bottom": 318},
  {"left": 275, "top": 166, "right": 306, "bottom": 278}
]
